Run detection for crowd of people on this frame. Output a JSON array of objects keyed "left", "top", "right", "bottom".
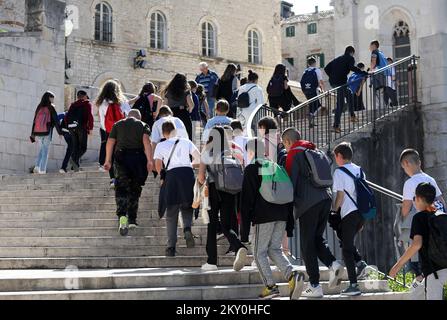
[{"left": 27, "top": 51, "right": 446, "bottom": 300}]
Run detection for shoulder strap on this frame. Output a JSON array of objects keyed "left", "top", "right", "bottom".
[
  {"left": 336, "top": 166, "right": 359, "bottom": 207},
  {"left": 246, "top": 85, "right": 257, "bottom": 94},
  {"left": 165, "top": 139, "right": 180, "bottom": 171}
]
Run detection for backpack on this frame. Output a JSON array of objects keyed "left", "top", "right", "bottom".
[
  {"left": 337, "top": 166, "right": 377, "bottom": 220},
  {"left": 237, "top": 85, "right": 257, "bottom": 109},
  {"left": 105, "top": 103, "right": 125, "bottom": 133},
  {"left": 209, "top": 151, "right": 244, "bottom": 195},
  {"left": 427, "top": 211, "right": 447, "bottom": 273},
  {"left": 294, "top": 147, "right": 333, "bottom": 188},
  {"left": 258, "top": 159, "right": 294, "bottom": 205},
  {"left": 300, "top": 68, "right": 319, "bottom": 96},
  {"left": 34, "top": 106, "right": 52, "bottom": 134},
  {"left": 376, "top": 50, "right": 392, "bottom": 77},
  {"left": 65, "top": 105, "right": 85, "bottom": 129},
  {"left": 267, "top": 76, "right": 285, "bottom": 97}
]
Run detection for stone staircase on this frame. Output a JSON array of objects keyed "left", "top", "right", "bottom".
[{"left": 0, "top": 166, "right": 410, "bottom": 300}]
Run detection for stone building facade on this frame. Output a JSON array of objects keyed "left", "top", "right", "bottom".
[
  {"left": 281, "top": 9, "right": 335, "bottom": 83},
  {"left": 65, "top": 0, "right": 283, "bottom": 95}
]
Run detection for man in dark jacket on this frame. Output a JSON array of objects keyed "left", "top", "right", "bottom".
[
  {"left": 65, "top": 90, "right": 94, "bottom": 170},
  {"left": 240, "top": 137, "right": 305, "bottom": 300},
  {"left": 282, "top": 128, "right": 343, "bottom": 298},
  {"left": 104, "top": 110, "right": 153, "bottom": 236},
  {"left": 324, "top": 46, "right": 368, "bottom": 133}
]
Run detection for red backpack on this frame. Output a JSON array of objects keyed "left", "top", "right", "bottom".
[
  {"left": 105, "top": 103, "right": 125, "bottom": 133},
  {"left": 34, "top": 106, "right": 52, "bottom": 134}
]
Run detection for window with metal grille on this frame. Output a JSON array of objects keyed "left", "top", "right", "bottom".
[
  {"left": 286, "top": 58, "right": 294, "bottom": 66},
  {"left": 248, "top": 30, "right": 261, "bottom": 64},
  {"left": 307, "top": 22, "right": 317, "bottom": 34},
  {"left": 285, "top": 26, "right": 295, "bottom": 37},
  {"left": 150, "top": 11, "right": 166, "bottom": 49},
  {"left": 202, "top": 22, "right": 216, "bottom": 57},
  {"left": 94, "top": 2, "right": 112, "bottom": 42}
]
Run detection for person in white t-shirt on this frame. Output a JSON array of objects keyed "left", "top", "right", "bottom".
[
  {"left": 153, "top": 120, "right": 200, "bottom": 257},
  {"left": 151, "top": 106, "right": 189, "bottom": 148},
  {"left": 398, "top": 148, "right": 446, "bottom": 294},
  {"left": 331, "top": 142, "right": 367, "bottom": 297},
  {"left": 301, "top": 57, "right": 325, "bottom": 128},
  {"left": 236, "top": 70, "right": 265, "bottom": 130}
]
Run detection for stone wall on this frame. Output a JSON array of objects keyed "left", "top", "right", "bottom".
[
  {"left": 0, "top": 0, "right": 66, "bottom": 174},
  {"left": 0, "top": 0, "right": 26, "bottom": 32},
  {"left": 65, "top": 0, "right": 283, "bottom": 94}
]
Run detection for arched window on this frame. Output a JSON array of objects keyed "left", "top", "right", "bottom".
[
  {"left": 248, "top": 29, "right": 261, "bottom": 64},
  {"left": 201, "top": 22, "right": 216, "bottom": 57},
  {"left": 393, "top": 20, "right": 410, "bottom": 59},
  {"left": 150, "top": 11, "right": 167, "bottom": 49},
  {"left": 94, "top": 2, "right": 112, "bottom": 42}
]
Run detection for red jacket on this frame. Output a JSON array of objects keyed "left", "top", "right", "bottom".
[
  {"left": 285, "top": 140, "right": 316, "bottom": 176},
  {"left": 65, "top": 99, "right": 94, "bottom": 133}
]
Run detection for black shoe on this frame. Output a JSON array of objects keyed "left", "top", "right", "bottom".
[
  {"left": 341, "top": 283, "right": 361, "bottom": 296},
  {"left": 128, "top": 220, "right": 138, "bottom": 230},
  {"left": 165, "top": 247, "right": 176, "bottom": 257},
  {"left": 184, "top": 230, "right": 195, "bottom": 248}
]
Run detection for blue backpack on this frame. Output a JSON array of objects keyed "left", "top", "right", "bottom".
[
  {"left": 337, "top": 166, "right": 377, "bottom": 220},
  {"left": 300, "top": 68, "right": 319, "bottom": 96}
]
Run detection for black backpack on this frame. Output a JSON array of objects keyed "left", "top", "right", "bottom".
[
  {"left": 237, "top": 85, "right": 257, "bottom": 109},
  {"left": 427, "top": 211, "right": 447, "bottom": 273},
  {"left": 300, "top": 68, "right": 319, "bottom": 96},
  {"left": 65, "top": 105, "right": 85, "bottom": 128},
  {"left": 294, "top": 147, "right": 333, "bottom": 188},
  {"left": 267, "top": 76, "right": 285, "bottom": 97}
]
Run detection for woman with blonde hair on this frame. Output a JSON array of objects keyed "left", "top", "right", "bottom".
[{"left": 96, "top": 80, "right": 130, "bottom": 186}]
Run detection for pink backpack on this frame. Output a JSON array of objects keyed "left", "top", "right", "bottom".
[{"left": 34, "top": 106, "right": 51, "bottom": 134}]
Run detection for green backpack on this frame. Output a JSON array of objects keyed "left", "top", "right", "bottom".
[{"left": 257, "top": 158, "right": 294, "bottom": 205}]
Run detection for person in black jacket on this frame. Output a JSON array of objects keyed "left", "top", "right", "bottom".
[
  {"left": 240, "top": 137, "right": 305, "bottom": 300},
  {"left": 30, "top": 91, "right": 62, "bottom": 174},
  {"left": 324, "top": 46, "right": 368, "bottom": 133},
  {"left": 282, "top": 128, "right": 342, "bottom": 298}
]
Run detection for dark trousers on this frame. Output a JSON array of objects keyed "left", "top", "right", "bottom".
[
  {"left": 206, "top": 183, "right": 245, "bottom": 265},
  {"left": 70, "top": 128, "right": 87, "bottom": 167},
  {"left": 299, "top": 199, "right": 337, "bottom": 285},
  {"left": 305, "top": 91, "right": 321, "bottom": 115},
  {"left": 339, "top": 211, "right": 364, "bottom": 284},
  {"left": 114, "top": 150, "right": 148, "bottom": 222},
  {"left": 165, "top": 204, "right": 193, "bottom": 249},
  {"left": 334, "top": 86, "right": 354, "bottom": 128},
  {"left": 99, "top": 129, "right": 114, "bottom": 179},
  {"left": 61, "top": 132, "right": 73, "bottom": 171},
  {"left": 173, "top": 108, "right": 192, "bottom": 141},
  {"left": 384, "top": 87, "right": 398, "bottom": 107}
]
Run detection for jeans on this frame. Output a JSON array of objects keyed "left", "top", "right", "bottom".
[
  {"left": 299, "top": 200, "right": 337, "bottom": 286},
  {"left": 61, "top": 131, "right": 73, "bottom": 171},
  {"left": 207, "top": 97, "right": 215, "bottom": 118},
  {"left": 333, "top": 86, "right": 354, "bottom": 128},
  {"left": 35, "top": 134, "right": 52, "bottom": 173},
  {"left": 340, "top": 211, "right": 364, "bottom": 284},
  {"left": 254, "top": 221, "right": 294, "bottom": 287},
  {"left": 206, "top": 183, "right": 245, "bottom": 265},
  {"left": 165, "top": 204, "right": 193, "bottom": 249}
]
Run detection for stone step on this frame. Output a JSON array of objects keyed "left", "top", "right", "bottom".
[
  {"left": 0, "top": 245, "right": 236, "bottom": 258},
  {"left": 0, "top": 226, "right": 209, "bottom": 237},
  {"left": 0, "top": 280, "right": 391, "bottom": 300},
  {"left": 0, "top": 267, "right": 348, "bottom": 292},
  {"left": 0, "top": 236, "right": 209, "bottom": 247},
  {"left": 0, "top": 195, "right": 162, "bottom": 205},
  {"left": 0, "top": 256, "right": 246, "bottom": 269},
  {"left": 0, "top": 211, "right": 165, "bottom": 220},
  {"left": 0, "top": 202, "right": 164, "bottom": 213},
  {"left": 0, "top": 188, "right": 159, "bottom": 198},
  {"left": 0, "top": 218, "right": 199, "bottom": 228},
  {"left": 0, "top": 183, "right": 159, "bottom": 192}
]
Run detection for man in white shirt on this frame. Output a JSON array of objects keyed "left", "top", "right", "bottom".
[
  {"left": 236, "top": 70, "right": 265, "bottom": 130},
  {"left": 151, "top": 106, "right": 189, "bottom": 147},
  {"left": 332, "top": 142, "right": 367, "bottom": 297}
]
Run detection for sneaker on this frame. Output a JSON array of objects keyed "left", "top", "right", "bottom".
[
  {"left": 233, "top": 247, "right": 248, "bottom": 271},
  {"left": 341, "top": 283, "right": 361, "bottom": 296},
  {"left": 59, "top": 169, "right": 67, "bottom": 174},
  {"left": 128, "top": 221, "right": 138, "bottom": 230},
  {"left": 331, "top": 127, "right": 342, "bottom": 134},
  {"left": 356, "top": 261, "right": 369, "bottom": 280},
  {"left": 289, "top": 271, "right": 305, "bottom": 300},
  {"left": 33, "top": 166, "right": 40, "bottom": 174},
  {"left": 251, "top": 260, "right": 257, "bottom": 268},
  {"left": 165, "top": 247, "right": 176, "bottom": 257},
  {"left": 99, "top": 166, "right": 107, "bottom": 172},
  {"left": 118, "top": 216, "right": 128, "bottom": 236},
  {"left": 201, "top": 263, "right": 218, "bottom": 271},
  {"left": 302, "top": 283, "right": 324, "bottom": 298},
  {"left": 225, "top": 250, "right": 236, "bottom": 256},
  {"left": 37, "top": 171, "right": 46, "bottom": 175},
  {"left": 110, "top": 179, "right": 116, "bottom": 189},
  {"left": 184, "top": 230, "right": 195, "bottom": 248},
  {"left": 259, "top": 285, "right": 280, "bottom": 300},
  {"left": 351, "top": 116, "right": 359, "bottom": 123},
  {"left": 328, "top": 260, "right": 344, "bottom": 289},
  {"left": 216, "top": 233, "right": 225, "bottom": 242}
]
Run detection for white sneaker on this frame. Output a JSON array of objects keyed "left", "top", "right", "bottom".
[
  {"left": 216, "top": 233, "right": 225, "bottom": 242},
  {"left": 33, "top": 166, "right": 40, "bottom": 174},
  {"left": 302, "top": 283, "right": 324, "bottom": 298},
  {"left": 59, "top": 169, "right": 67, "bottom": 174},
  {"left": 233, "top": 247, "right": 248, "bottom": 271},
  {"left": 329, "top": 260, "right": 344, "bottom": 289},
  {"left": 99, "top": 166, "right": 106, "bottom": 172},
  {"left": 201, "top": 263, "right": 218, "bottom": 271},
  {"left": 251, "top": 260, "right": 257, "bottom": 268},
  {"left": 37, "top": 171, "right": 46, "bottom": 175}
]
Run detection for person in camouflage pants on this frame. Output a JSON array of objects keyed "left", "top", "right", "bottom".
[{"left": 104, "top": 109, "right": 153, "bottom": 236}]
